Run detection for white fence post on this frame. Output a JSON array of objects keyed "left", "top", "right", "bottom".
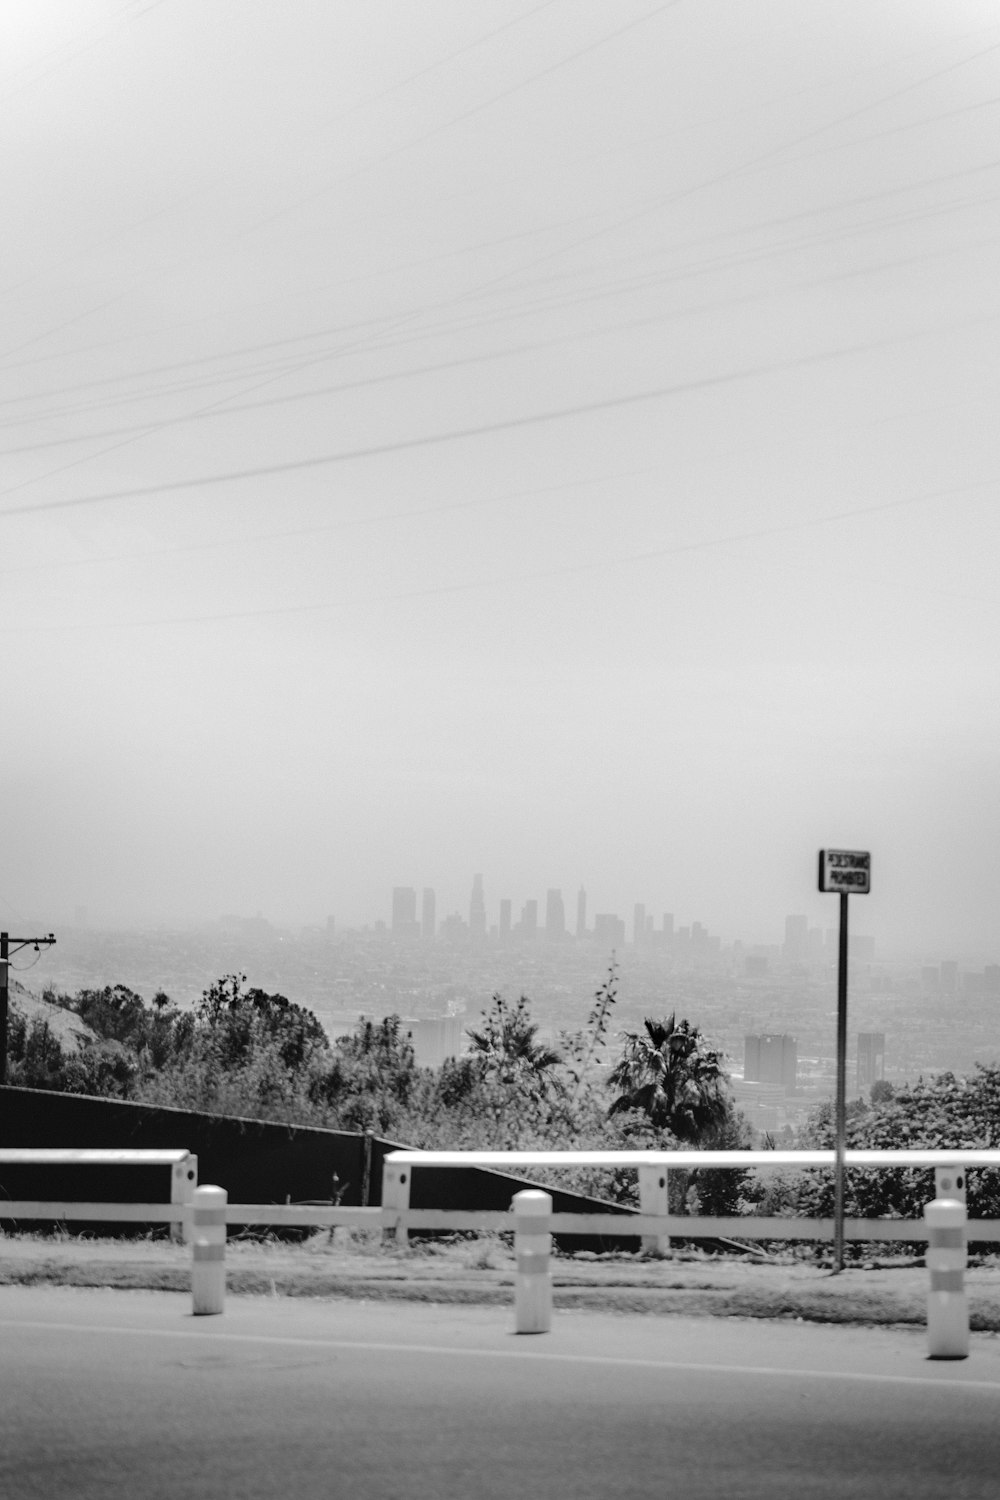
[
  {"left": 638, "top": 1163, "right": 670, "bottom": 1255},
  {"left": 191, "top": 1185, "right": 227, "bottom": 1316},
  {"left": 382, "top": 1159, "right": 411, "bottom": 1246},
  {"left": 513, "top": 1189, "right": 552, "bottom": 1334},
  {"left": 171, "top": 1153, "right": 198, "bottom": 1244},
  {"left": 934, "top": 1164, "right": 967, "bottom": 1205},
  {"left": 925, "top": 1169, "right": 968, "bottom": 1359}
]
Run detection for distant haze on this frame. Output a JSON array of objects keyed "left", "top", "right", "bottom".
[{"left": 2, "top": 2, "right": 999, "bottom": 959}]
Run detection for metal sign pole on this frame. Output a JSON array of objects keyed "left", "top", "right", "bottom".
[
  {"left": 818, "top": 849, "right": 870, "bottom": 1276},
  {"left": 0, "top": 933, "right": 7, "bottom": 1087},
  {"left": 833, "top": 890, "right": 849, "bottom": 1273}
]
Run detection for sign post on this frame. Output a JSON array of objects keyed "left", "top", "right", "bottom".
[{"left": 818, "top": 850, "right": 870, "bottom": 1272}]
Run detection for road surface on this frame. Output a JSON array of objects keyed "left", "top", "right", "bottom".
[{"left": 2, "top": 1286, "right": 999, "bottom": 1498}]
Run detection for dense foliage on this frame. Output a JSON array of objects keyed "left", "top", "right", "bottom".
[
  {"left": 21, "top": 972, "right": 1000, "bottom": 1228},
  {"left": 758, "top": 1069, "right": 1000, "bottom": 1226},
  {"left": 7, "top": 967, "right": 753, "bottom": 1208}
]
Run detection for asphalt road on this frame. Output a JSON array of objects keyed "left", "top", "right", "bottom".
[{"left": 2, "top": 1286, "right": 999, "bottom": 1499}]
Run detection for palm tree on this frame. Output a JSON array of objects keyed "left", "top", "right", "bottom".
[
  {"left": 466, "top": 993, "right": 562, "bottom": 1088},
  {"left": 607, "top": 1014, "right": 731, "bottom": 1142}
]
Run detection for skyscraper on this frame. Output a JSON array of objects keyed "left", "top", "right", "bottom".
[
  {"left": 469, "top": 874, "right": 486, "bottom": 939},
  {"left": 633, "top": 903, "right": 646, "bottom": 945},
  {"left": 520, "top": 898, "right": 538, "bottom": 940},
  {"left": 391, "top": 887, "right": 417, "bottom": 937},
  {"left": 784, "top": 914, "right": 809, "bottom": 962},
  {"left": 857, "top": 1033, "right": 886, "bottom": 1094},
  {"left": 593, "top": 913, "right": 625, "bottom": 948},
  {"left": 576, "top": 886, "right": 587, "bottom": 940},
  {"left": 421, "top": 887, "right": 436, "bottom": 941},
  {"left": 744, "top": 1034, "right": 797, "bottom": 1091},
  {"left": 545, "top": 888, "right": 565, "bottom": 942},
  {"left": 499, "top": 898, "right": 512, "bottom": 942}
]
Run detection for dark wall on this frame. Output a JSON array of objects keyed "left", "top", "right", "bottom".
[
  {"left": 1, "top": 1087, "right": 638, "bottom": 1249},
  {"left": 0, "top": 1087, "right": 365, "bottom": 1213}
]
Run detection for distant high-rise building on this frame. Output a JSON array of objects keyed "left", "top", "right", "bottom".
[
  {"left": 520, "top": 898, "right": 538, "bottom": 940},
  {"left": 593, "top": 913, "right": 625, "bottom": 948},
  {"left": 744, "top": 1034, "right": 797, "bottom": 1091},
  {"left": 545, "top": 888, "right": 565, "bottom": 942},
  {"left": 576, "top": 886, "right": 587, "bottom": 940},
  {"left": 633, "top": 903, "right": 646, "bottom": 945},
  {"left": 857, "top": 1033, "right": 886, "bottom": 1094},
  {"left": 421, "top": 887, "right": 436, "bottom": 940},
  {"left": 784, "top": 914, "right": 809, "bottom": 962},
  {"left": 391, "top": 886, "right": 417, "bottom": 936},
  {"left": 439, "top": 912, "right": 468, "bottom": 942},
  {"left": 326, "top": 914, "right": 336, "bottom": 934},
  {"left": 469, "top": 874, "right": 486, "bottom": 939},
  {"left": 662, "top": 913, "right": 674, "bottom": 944},
  {"left": 499, "top": 898, "right": 512, "bottom": 942},
  {"left": 940, "top": 960, "right": 958, "bottom": 994}
]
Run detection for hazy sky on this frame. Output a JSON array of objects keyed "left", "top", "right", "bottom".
[{"left": 2, "top": 1, "right": 999, "bottom": 954}]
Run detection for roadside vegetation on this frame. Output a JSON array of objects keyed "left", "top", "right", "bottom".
[
  {"left": 9, "top": 965, "right": 1000, "bottom": 1224},
  {"left": 8, "top": 965, "right": 747, "bottom": 1210}
]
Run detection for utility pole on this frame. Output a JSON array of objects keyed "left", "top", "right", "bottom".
[{"left": 0, "top": 930, "right": 57, "bottom": 1085}]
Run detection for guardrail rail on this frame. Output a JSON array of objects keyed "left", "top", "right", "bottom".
[
  {"left": 0, "top": 1148, "right": 198, "bottom": 1242},
  {"left": 4, "top": 1148, "right": 1000, "bottom": 1252}
]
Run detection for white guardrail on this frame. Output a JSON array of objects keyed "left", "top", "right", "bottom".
[
  {"left": 3, "top": 1148, "right": 1000, "bottom": 1250},
  {"left": 0, "top": 1149, "right": 199, "bottom": 1243},
  {"left": 378, "top": 1149, "right": 1000, "bottom": 1252}
]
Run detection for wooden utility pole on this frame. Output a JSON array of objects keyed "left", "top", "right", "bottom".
[{"left": 0, "top": 930, "right": 57, "bottom": 1085}]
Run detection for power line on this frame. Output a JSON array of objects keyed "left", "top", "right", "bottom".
[
  {"left": 2, "top": 468, "right": 650, "bottom": 577},
  {"left": 0, "top": 318, "right": 982, "bottom": 521},
  {"left": 2, "top": 475, "right": 994, "bottom": 635},
  {"left": 5, "top": 150, "right": 999, "bottom": 449}
]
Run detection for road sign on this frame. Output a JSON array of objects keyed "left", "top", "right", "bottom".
[{"left": 818, "top": 849, "right": 870, "bottom": 894}]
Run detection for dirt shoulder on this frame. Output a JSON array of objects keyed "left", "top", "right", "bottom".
[{"left": 3, "top": 1233, "right": 1000, "bottom": 1328}]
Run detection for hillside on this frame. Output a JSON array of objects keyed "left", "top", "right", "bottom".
[{"left": 8, "top": 984, "right": 98, "bottom": 1052}]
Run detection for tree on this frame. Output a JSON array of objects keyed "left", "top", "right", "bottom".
[
  {"left": 560, "top": 959, "right": 619, "bottom": 1106},
  {"left": 440, "top": 993, "right": 565, "bottom": 1149},
  {"left": 195, "top": 975, "right": 329, "bottom": 1072},
  {"left": 608, "top": 1014, "right": 731, "bottom": 1142},
  {"left": 466, "top": 993, "right": 562, "bottom": 1087},
  {"left": 310, "top": 1015, "right": 420, "bottom": 1133},
  {"left": 759, "top": 1065, "right": 1000, "bottom": 1233}
]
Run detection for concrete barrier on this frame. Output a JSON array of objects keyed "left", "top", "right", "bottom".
[
  {"left": 513, "top": 1189, "right": 552, "bottom": 1334},
  {"left": 925, "top": 1165, "right": 968, "bottom": 1359},
  {"left": 191, "top": 1185, "right": 227, "bottom": 1316}
]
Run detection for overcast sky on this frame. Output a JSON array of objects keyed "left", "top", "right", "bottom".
[{"left": 2, "top": 0, "right": 999, "bottom": 955}]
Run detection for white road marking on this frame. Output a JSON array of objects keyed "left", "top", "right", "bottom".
[{"left": 1, "top": 1316, "right": 998, "bottom": 1394}]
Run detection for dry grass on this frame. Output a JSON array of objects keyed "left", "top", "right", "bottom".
[{"left": 3, "top": 1228, "right": 1000, "bottom": 1328}]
